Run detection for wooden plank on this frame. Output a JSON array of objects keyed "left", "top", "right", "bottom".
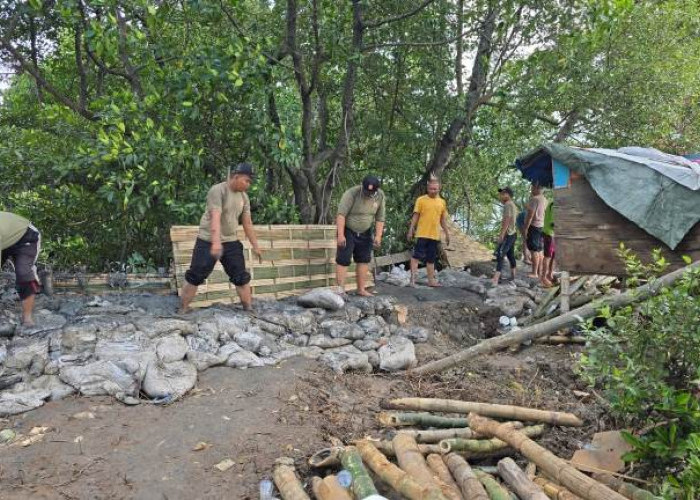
[
  {"left": 373, "top": 251, "right": 412, "bottom": 268},
  {"left": 555, "top": 179, "right": 700, "bottom": 276}
]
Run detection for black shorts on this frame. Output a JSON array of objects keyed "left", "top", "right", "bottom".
[
  {"left": 1, "top": 227, "right": 41, "bottom": 300},
  {"left": 336, "top": 228, "right": 373, "bottom": 267},
  {"left": 526, "top": 226, "right": 544, "bottom": 252},
  {"left": 184, "top": 238, "right": 251, "bottom": 287},
  {"left": 412, "top": 238, "right": 439, "bottom": 264}
]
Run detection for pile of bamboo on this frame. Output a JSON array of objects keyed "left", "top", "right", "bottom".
[{"left": 267, "top": 397, "right": 659, "bottom": 500}]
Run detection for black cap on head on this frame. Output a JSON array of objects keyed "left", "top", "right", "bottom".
[
  {"left": 362, "top": 175, "right": 381, "bottom": 195},
  {"left": 498, "top": 187, "right": 514, "bottom": 197},
  {"left": 230, "top": 162, "right": 255, "bottom": 178}
]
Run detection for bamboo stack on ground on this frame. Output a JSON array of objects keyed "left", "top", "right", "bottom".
[
  {"left": 445, "top": 453, "right": 489, "bottom": 499},
  {"left": 383, "top": 398, "right": 583, "bottom": 427},
  {"left": 393, "top": 435, "right": 451, "bottom": 499},
  {"left": 473, "top": 469, "right": 512, "bottom": 500},
  {"left": 273, "top": 458, "right": 311, "bottom": 500},
  {"left": 439, "top": 425, "right": 545, "bottom": 454},
  {"left": 468, "top": 414, "right": 627, "bottom": 500},
  {"left": 379, "top": 411, "right": 470, "bottom": 428},
  {"left": 355, "top": 440, "right": 446, "bottom": 500},
  {"left": 371, "top": 440, "right": 443, "bottom": 457},
  {"left": 533, "top": 476, "right": 583, "bottom": 500},
  {"left": 426, "top": 454, "right": 464, "bottom": 500},
  {"left": 340, "top": 446, "right": 379, "bottom": 498},
  {"left": 398, "top": 422, "right": 524, "bottom": 443},
  {"left": 497, "top": 458, "right": 549, "bottom": 500},
  {"left": 311, "top": 475, "right": 353, "bottom": 500},
  {"left": 591, "top": 473, "right": 661, "bottom": 500}
]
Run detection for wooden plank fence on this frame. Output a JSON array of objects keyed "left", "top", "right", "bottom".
[{"left": 171, "top": 225, "right": 371, "bottom": 308}]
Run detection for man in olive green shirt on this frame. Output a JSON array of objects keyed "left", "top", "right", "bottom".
[
  {"left": 336, "top": 175, "right": 385, "bottom": 296},
  {"left": 1, "top": 211, "right": 41, "bottom": 325},
  {"left": 180, "top": 163, "right": 263, "bottom": 312}
]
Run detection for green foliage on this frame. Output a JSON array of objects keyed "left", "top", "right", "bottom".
[{"left": 578, "top": 248, "right": 700, "bottom": 498}]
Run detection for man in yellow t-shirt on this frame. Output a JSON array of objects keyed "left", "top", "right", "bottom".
[{"left": 407, "top": 179, "right": 450, "bottom": 287}]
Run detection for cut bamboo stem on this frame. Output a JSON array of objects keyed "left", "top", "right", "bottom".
[
  {"left": 379, "top": 411, "right": 469, "bottom": 428},
  {"left": 340, "top": 446, "right": 379, "bottom": 499},
  {"left": 533, "top": 476, "right": 583, "bottom": 500},
  {"left": 311, "top": 475, "right": 353, "bottom": 500},
  {"left": 383, "top": 399, "right": 583, "bottom": 427},
  {"left": 468, "top": 414, "right": 627, "bottom": 500},
  {"left": 412, "top": 260, "right": 700, "bottom": 375},
  {"left": 474, "top": 469, "right": 512, "bottom": 500},
  {"left": 440, "top": 425, "right": 545, "bottom": 454},
  {"left": 591, "top": 473, "right": 661, "bottom": 500},
  {"left": 427, "top": 454, "right": 464, "bottom": 500},
  {"left": 445, "top": 453, "right": 489, "bottom": 499},
  {"left": 371, "top": 440, "right": 443, "bottom": 456},
  {"left": 533, "top": 336, "right": 586, "bottom": 345},
  {"left": 309, "top": 447, "right": 342, "bottom": 468},
  {"left": 399, "top": 422, "right": 524, "bottom": 443},
  {"left": 355, "top": 440, "right": 445, "bottom": 500},
  {"left": 393, "top": 435, "right": 446, "bottom": 495},
  {"left": 498, "top": 458, "right": 549, "bottom": 500},
  {"left": 526, "top": 462, "right": 537, "bottom": 479},
  {"left": 273, "top": 457, "right": 311, "bottom": 500}
]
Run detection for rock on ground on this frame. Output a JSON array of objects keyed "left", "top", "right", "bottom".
[
  {"left": 142, "top": 361, "right": 197, "bottom": 399},
  {"left": 378, "top": 337, "right": 416, "bottom": 372},
  {"left": 297, "top": 289, "right": 345, "bottom": 311}
]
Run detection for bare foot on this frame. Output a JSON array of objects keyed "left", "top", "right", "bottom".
[
  {"left": 527, "top": 273, "right": 539, "bottom": 279},
  {"left": 178, "top": 306, "right": 193, "bottom": 315},
  {"left": 428, "top": 281, "right": 442, "bottom": 288},
  {"left": 540, "top": 278, "right": 554, "bottom": 288},
  {"left": 22, "top": 317, "right": 35, "bottom": 327},
  {"left": 357, "top": 289, "right": 373, "bottom": 297}
]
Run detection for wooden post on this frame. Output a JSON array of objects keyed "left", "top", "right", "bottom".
[{"left": 560, "top": 271, "right": 570, "bottom": 313}]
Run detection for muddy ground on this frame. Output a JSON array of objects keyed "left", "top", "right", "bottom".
[{"left": 0, "top": 283, "right": 608, "bottom": 500}]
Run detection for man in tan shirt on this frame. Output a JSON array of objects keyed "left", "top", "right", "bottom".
[
  {"left": 523, "top": 183, "right": 549, "bottom": 284},
  {"left": 180, "top": 163, "right": 263, "bottom": 311}
]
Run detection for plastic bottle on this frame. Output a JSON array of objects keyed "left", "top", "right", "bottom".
[
  {"left": 337, "top": 469, "right": 352, "bottom": 488},
  {"left": 259, "top": 478, "right": 274, "bottom": 499}
]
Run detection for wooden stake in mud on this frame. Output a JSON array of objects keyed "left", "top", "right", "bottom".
[
  {"left": 439, "top": 425, "right": 545, "bottom": 454},
  {"left": 591, "top": 473, "right": 661, "bottom": 500},
  {"left": 497, "top": 458, "right": 549, "bottom": 500},
  {"left": 273, "top": 457, "right": 311, "bottom": 500},
  {"left": 468, "top": 414, "right": 627, "bottom": 500},
  {"left": 355, "top": 440, "right": 446, "bottom": 500},
  {"left": 533, "top": 476, "right": 583, "bottom": 500},
  {"left": 393, "top": 435, "right": 447, "bottom": 497},
  {"left": 340, "top": 446, "right": 379, "bottom": 499},
  {"left": 384, "top": 398, "right": 583, "bottom": 427},
  {"left": 311, "top": 475, "right": 353, "bottom": 500},
  {"left": 379, "top": 411, "right": 470, "bottom": 428},
  {"left": 473, "top": 469, "right": 512, "bottom": 500},
  {"left": 426, "top": 454, "right": 464, "bottom": 500},
  {"left": 444, "top": 453, "right": 489, "bottom": 500},
  {"left": 413, "top": 260, "right": 700, "bottom": 375},
  {"left": 398, "top": 423, "right": 524, "bottom": 443}
]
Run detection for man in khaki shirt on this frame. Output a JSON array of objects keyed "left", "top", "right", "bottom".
[
  {"left": 180, "top": 164, "right": 263, "bottom": 311},
  {"left": 335, "top": 175, "right": 385, "bottom": 296},
  {"left": 491, "top": 187, "right": 518, "bottom": 285}
]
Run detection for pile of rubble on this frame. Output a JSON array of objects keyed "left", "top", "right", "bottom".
[{"left": 0, "top": 289, "right": 429, "bottom": 417}]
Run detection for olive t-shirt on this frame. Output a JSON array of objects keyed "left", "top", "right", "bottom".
[
  {"left": 0, "top": 212, "right": 30, "bottom": 251},
  {"left": 198, "top": 182, "right": 251, "bottom": 242},
  {"left": 337, "top": 185, "right": 386, "bottom": 233},
  {"left": 527, "top": 194, "right": 548, "bottom": 228},
  {"left": 503, "top": 200, "right": 517, "bottom": 236}
]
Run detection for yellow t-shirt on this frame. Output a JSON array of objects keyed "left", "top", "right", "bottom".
[{"left": 414, "top": 195, "right": 447, "bottom": 241}]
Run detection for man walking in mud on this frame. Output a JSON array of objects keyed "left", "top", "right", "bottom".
[
  {"left": 1, "top": 211, "right": 41, "bottom": 326},
  {"left": 335, "top": 175, "right": 385, "bottom": 296},
  {"left": 408, "top": 178, "right": 450, "bottom": 287},
  {"left": 180, "top": 163, "right": 263, "bottom": 312},
  {"left": 492, "top": 187, "right": 518, "bottom": 285}
]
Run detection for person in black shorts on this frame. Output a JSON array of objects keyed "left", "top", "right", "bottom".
[
  {"left": 180, "top": 163, "right": 263, "bottom": 311},
  {"left": 335, "top": 175, "right": 386, "bottom": 296},
  {"left": 523, "top": 183, "right": 548, "bottom": 282}
]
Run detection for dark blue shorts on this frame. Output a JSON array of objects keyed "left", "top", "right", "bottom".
[
  {"left": 527, "top": 226, "right": 544, "bottom": 252},
  {"left": 336, "top": 228, "right": 373, "bottom": 266},
  {"left": 412, "top": 238, "right": 439, "bottom": 264}
]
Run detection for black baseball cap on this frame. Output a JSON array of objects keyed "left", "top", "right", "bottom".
[
  {"left": 498, "top": 187, "right": 514, "bottom": 197},
  {"left": 362, "top": 175, "right": 381, "bottom": 195},
  {"left": 230, "top": 162, "right": 255, "bottom": 178}
]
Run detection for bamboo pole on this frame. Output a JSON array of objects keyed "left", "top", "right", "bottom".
[
  {"left": 445, "top": 453, "right": 489, "bottom": 499},
  {"left": 427, "top": 454, "right": 464, "bottom": 500},
  {"left": 532, "top": 285, "right": 560, "bottom": 319},
  {"left": 412, "top": 260, "right": 700, "bottom": 375},
  {"left": 378, "top": 411, "right": 469, "bottom": 428},
  {"left": 399, "top": 422, "right": 524, "bottom": 443},
  {"left": 340, "top": 446, "right": 379, "bottom": 499},
  {"left": 273, "top": 458, "right": 311, "bottom": 500},
  {"left": 533, "top": 336, "right": 586, "bottom": 345},
  {"left": 371, "top": 440, "right": 443, "bottom": 456},
  {"left": 533, "top": 476, "right": 583, "bottom": 500},
  {"left": 498, "top": 458, "right": 549, "bottom": 500},
  {"left": 473, "top": 470, "right": 512, "bottom": 500},
  {"left": 468, "top": 414, "right": 627, "bottom": 500},
  {"left": 383, "top": 399, "right": 583, "bottom": 427},
  {"left": 559, "top": 272, "right": 571, "bottom": 313},
  {"left": 440, "top": 425, "right": 545, "bottom": 454},
  {"left": 356, "top": 440, "right": 446, "bottom": 500},
  {"left": 309, "top": 447, "right": 342, "bottom": 468},
  {"left": 311, "top": 476, "right": 353, "bottom": 500},
  {"left": 393, "top": 435, "right": 446, "bottom": 495},
  {"left": 591, "top": 473, "right": 661, "bottom": 500}
]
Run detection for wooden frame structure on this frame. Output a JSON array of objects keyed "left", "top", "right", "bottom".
[{"left": 171, "top": 225, "right": 369, "bottom": 308}]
